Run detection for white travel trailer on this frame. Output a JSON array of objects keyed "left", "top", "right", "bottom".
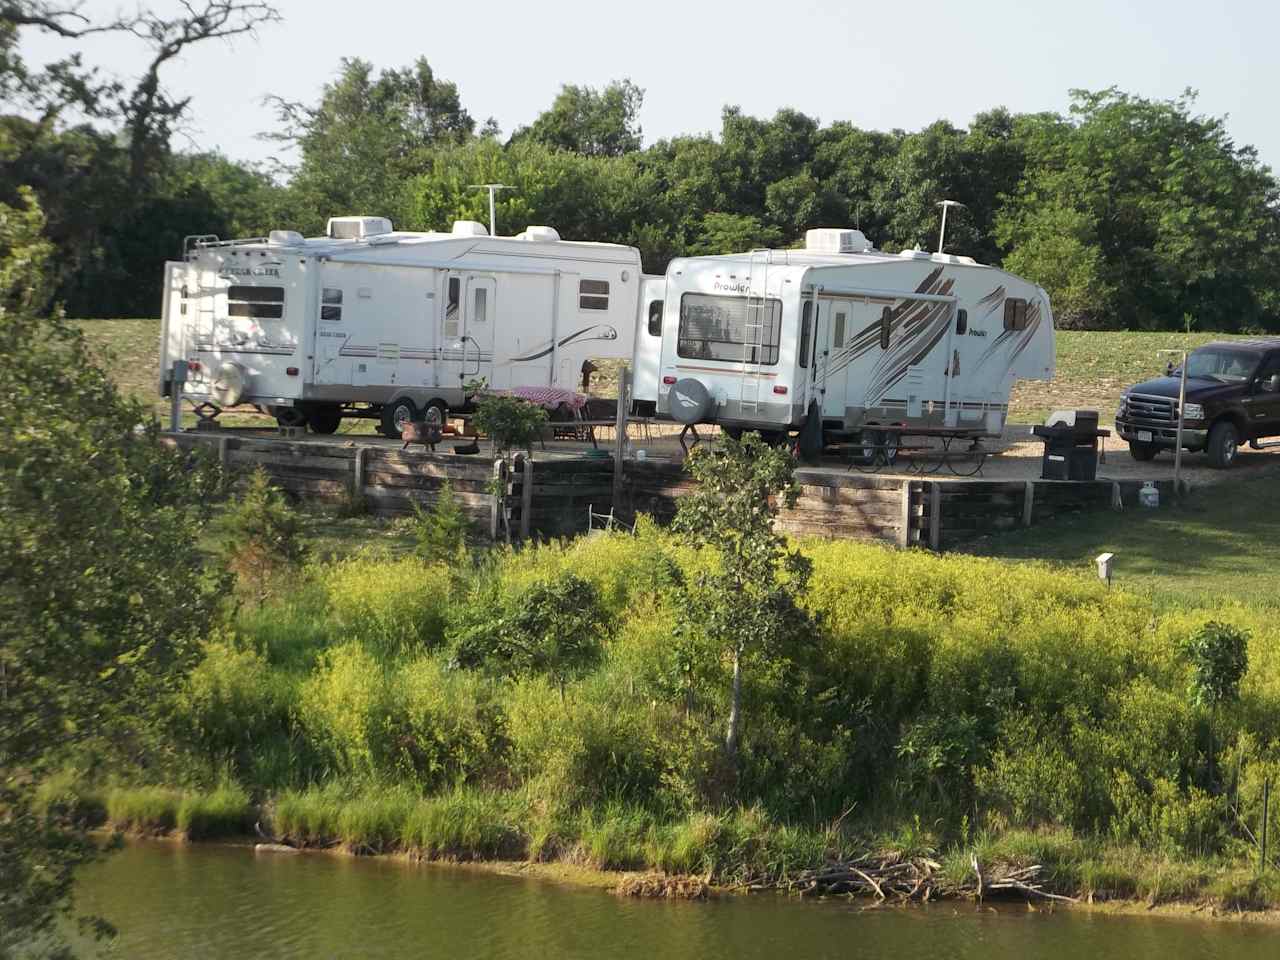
[
  {"left": 160, "top": 217, "right": 644, "bottom": 435},
  {"left": 632, "top": 229, "right": 1055, "bottom": 447}
]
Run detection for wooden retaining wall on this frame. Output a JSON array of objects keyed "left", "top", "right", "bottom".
[
  {"left": 619, "top": 460, "right": 1174, "bottom": 550},
  {"left": 166, "top": 432, "right": 1173, "bottom": 550},
  {"left": 164, "top": 433, "right": 614, "bottom": 541}
]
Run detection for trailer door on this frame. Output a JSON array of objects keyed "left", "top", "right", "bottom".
[{"left": 465, "top": 275, "right": 496, "bottom": 387}]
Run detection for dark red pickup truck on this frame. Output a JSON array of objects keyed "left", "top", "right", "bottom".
[{"left": 1116, "top": 338, "right": 1280, "bottom": 468}]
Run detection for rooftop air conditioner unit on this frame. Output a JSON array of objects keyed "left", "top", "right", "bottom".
[
  {"left": 326, "top": 216, "right": 393, "bottom": 240},
  {"left": 451, "top": 220, "right": 489, "bottom": 237},
  {"left": 523, "top": 225, "right": 560, "bottom": 242},
  {"left": 805, "top": 228, "right": 871, "bottom": 254}
]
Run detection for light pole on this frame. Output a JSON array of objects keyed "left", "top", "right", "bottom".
[
  {"left": 936, "top": 199, "right": 966, "bottom": 253},
  {"left": 468, "top": 183, "right": 513, "bottom": 237},
  {"left": 1157, "top": 348, "right": 1190, "bottom": 498}
]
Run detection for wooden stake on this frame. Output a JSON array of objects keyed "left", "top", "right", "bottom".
[
  {"left": 613, "top": 367, "right": 631, "bottom": 514},
  {"left": 928, "top": 482, "right": 942, "bottom": 551}
]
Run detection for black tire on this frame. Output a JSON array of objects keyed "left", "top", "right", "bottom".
[
  {"left": 722, "top": 426, "right": 744, "bottom": 441},
  {"left": 1128, "top": 440, "right": 1159, "bottom": 462},
  {"left": 306, "top": 406, "right": 343, "bottom": 434},
  {"left": 1206, "top": 420, "right": 1239, "bottom": 469},
  {"left": 274, "top": 406, "right": 306, "bottom": 429},
  {"left": 380, "top": 397, "right": 417, "bottom": 439}
]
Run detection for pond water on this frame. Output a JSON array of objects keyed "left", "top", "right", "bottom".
[{"left": 71, "top": 842, "right": 1276, "bottom": 959}]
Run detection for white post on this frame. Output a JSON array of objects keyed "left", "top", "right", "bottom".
[
  {"left": 937, "top": 205, "right": 948, "bottom": 254},
  {"left": 488, "top": 190, "right": 497, "bottom": 238},
  {"left": 1173, "top": 350, "right": 1188, "bottom": 497}
]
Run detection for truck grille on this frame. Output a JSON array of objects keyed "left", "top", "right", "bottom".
[{"left": 1122, "top": 393, "right": 1177, "bottom": 424}]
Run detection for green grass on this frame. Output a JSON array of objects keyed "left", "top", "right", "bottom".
[{"left": 967, "top": 467, "right": 1280, "bottom": 604}]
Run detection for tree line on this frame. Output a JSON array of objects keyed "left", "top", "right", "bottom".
[{"left": 3, "top": 2, "right": 1279, "bottom": 330}]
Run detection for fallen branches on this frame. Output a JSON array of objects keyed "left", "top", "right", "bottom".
[{"left": 784, "top": 853, "right": 1079, "bottom": 905}]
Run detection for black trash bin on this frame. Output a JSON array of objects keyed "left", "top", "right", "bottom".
[{"left": 1032, "top": 411, "right": 1110, "bottom": 481}]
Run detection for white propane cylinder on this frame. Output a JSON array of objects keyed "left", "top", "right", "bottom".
[{"left": 1139, "top": 481, "right": 1160, "bottom": 509}]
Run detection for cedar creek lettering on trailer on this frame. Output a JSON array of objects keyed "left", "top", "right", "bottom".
[{"left": 220, "top": 264, "right": 280, "bottom": 276}]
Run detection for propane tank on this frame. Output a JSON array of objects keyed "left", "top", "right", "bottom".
[{"left": 1139, "top": 481, "right": 1160, "bottom": 509}]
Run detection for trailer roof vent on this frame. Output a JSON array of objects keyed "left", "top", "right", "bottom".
[
  {"left": 326, "top": 216, "right": 393, "bottom": 240},
  {"left": 805, "top": 228, "right": 871, "bottom": 254},
  {"left": 898, "top": 248, "right": 932, "bottom": 260},
  {"left": 451, "top": 220, "right": 489, "bottom": 237},
  {"left": 522, "top": 225, "right": 560, "bottom": 242},
  {"left": 268, "top": 230, "right": 305, "bottom": 246}
]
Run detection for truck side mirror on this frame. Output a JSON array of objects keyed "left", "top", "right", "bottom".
[{"left": 1165, "top": 361, "right": 1174, "bottom": 376}]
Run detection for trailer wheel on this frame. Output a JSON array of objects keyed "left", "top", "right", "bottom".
[
  {"left": 306, "top": 406, "right": 343, "bottom": 434},
  {"left": 380, "top": 398, "right": 417, "bottom": 439},
  {"left": 274, "top": 406, "right": 306, "bottom": 429}
]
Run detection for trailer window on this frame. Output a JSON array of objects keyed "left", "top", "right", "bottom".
[
  {"left": 956, "top": 308, "right": 967, "bottom": 335},
  {"left": 579, "top": 279, "right": 610, "bottom": 311},
  {"left": 880, "top": 306, "right": 891, "bottom": 350},
  {"left": 799, "top": 301, "right": 813, "bottom": 369},
  {"left": 445, "top": 277, "right": 460, "bottom": 338},
  {"left": 473, "top": 287, "right": 488, "bottom": 323},
  {"left": 833, "top": 310, "right": 846, "bottom": 348},
  {"left": 647, "top": 300, "right": 663, "bottom": 337},
  {"left": 1003, "top": 298, "right": 1028, "bottom": 331},
  {"left": 677, "top": 293, "right": 781, "bottom": 366},
  {"left": 227, "top": 285, "right": 284, "bottom": 320},
  {"left": 321, "top": 288, "right": 342, "bottom": 322}
]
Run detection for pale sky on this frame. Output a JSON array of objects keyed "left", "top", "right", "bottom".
[{"left": 19, "top": 0, "right": 1280, "bottom": 171}]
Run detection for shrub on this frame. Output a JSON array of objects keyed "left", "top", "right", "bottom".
[
  {"left": 213, "top": 467, "right": 307, "bottom": 598},
  {"left": 411, "top": 480, "right": 471, "bottom": 565},
  {"left": 449, "top": 573, "right": 608, "bottom": 688},
  {"left": 1183, "top": 620, "right": 1250, "bottom": 709},
  {"left": 104, "top": 786, "right": 183, "bottom": 833},
  {"left": 470, "top": 386, "right": 549, "bottom": 457},
  {"left": 506, "top": 676, "right": 665, "bottom": 808},
  {"left": 386, "top": 656, "right": 510, "bottom": 788},
  {"left": 296, "top": 643, "right": 391, "bottom": 779},
  {"left": 319, "top": 553, "right": 452, "bottom": 658},
  {"left": 176, "top": 633, "right": 294, "bottom": 774}
]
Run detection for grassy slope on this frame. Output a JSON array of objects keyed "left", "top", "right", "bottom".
[
  {"left": 78, "top": 319, "right": 1249, "bottom": 426},
  {"left": 968, "top": 466, "right": 1280, "bottom": 605},
  {"left": 1010, "top": 331, "right": 1249, "bottom": 424}
]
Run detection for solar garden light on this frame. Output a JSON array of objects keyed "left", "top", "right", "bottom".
[{"left": 1095, "top": 552, "right": 1115, "bottom": 588}]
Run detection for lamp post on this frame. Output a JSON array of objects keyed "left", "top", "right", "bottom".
[
  {"left": 1157, "top": 348, "right": 1190, "bottom": 497},
  {"left": 468, "top": 183, "right": 513, "bottom": 237}
]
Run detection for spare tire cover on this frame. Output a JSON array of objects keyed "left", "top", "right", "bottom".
[
  {"left": 670, "top": 378, "right": 714, "bottom": 425},
  {"left": 211, "top": 360, "right": 248, "bottom": 407}
]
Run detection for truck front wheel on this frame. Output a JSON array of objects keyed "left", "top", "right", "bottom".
[
  {"left": 1206, "top": 420, "right": 1239, "bottom": 469},
  {"left": 1128, "top": 440, "right": 1158, "bottom": 461}
]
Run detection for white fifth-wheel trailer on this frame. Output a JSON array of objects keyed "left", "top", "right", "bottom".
[
  {"left": 631, "top": 228, "right": 1055, "bottom": 448},
  {"left": 160, "top": 216, "right": 647, "bottom": 435}
]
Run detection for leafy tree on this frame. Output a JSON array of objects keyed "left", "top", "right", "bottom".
[
  {"left": 0, "top": 191, "right": 223, "bottom": 958},
  {"left": 692, "top": 212, "right": 781, "bottom": 255},
  {"left": 671, "top": 432, "right": 814, "bottom": 763},
  {"left": 513, "top": 79, "right": 643, "bottom": 157},
  {"left": 268, "top": 57, "right": 475, "bottom": 230}
]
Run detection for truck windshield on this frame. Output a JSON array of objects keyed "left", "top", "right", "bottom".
[{"left": 1183, "top": 348, "right": 1257, "bottom": 383}]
